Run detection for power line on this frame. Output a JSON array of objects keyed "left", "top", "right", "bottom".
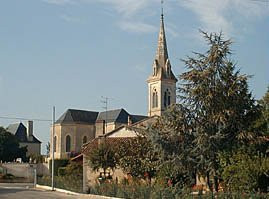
[{"left": 0, "top": 116, "right": 51, "bottom": 122}]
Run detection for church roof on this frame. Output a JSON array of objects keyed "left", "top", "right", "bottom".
[
  {"left": 6, "top": 123, "right": 41, "bottom": 143},
  {"left": 97, "top": 108, "right": 128, "bottom": 123},
  {"left": 56, "top": 108, "right": 147, "bottom": 125},
  {"left": 130, "top": 114, "right": 148, "bottom": 123},
  {"left": 56, "top": 109, "right": 98, "bottom": 124},
  {"left": 97, "top": 109, "right": 148, "bottom": 124}
]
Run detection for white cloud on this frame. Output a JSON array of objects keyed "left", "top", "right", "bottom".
[
  {"left": 41, "top": 0, "right": 269, "bottom": 35},
  {"left": 60, "top": 14, "right": 83, "bottom": 23},
  {"left": 118, "top": 21, "right": 157, "bottom": 33},
  {"left": 166, "top": 23, "right": 180, "bottom": 38},
  {"left": 94, "top": 0, "right": 153, "bottom": 17},
  {"left": 179, "top": 0, "right": 269, "bottom": 36},
  {"left": 93, "top": 0, "right": 157, "bottom": 33},
  {"left": 42, "top": 0, "right": 74, "bottom": 5}
]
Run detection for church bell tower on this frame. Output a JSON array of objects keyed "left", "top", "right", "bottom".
[{"left": 147, "top": 12, "right": 177, "bottom": 117}]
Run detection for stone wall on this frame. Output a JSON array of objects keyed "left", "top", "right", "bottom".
[{"left": 1, "top": 163, "right": 49, "bottom": 181}]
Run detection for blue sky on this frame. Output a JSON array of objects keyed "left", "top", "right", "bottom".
[{"left": 0, "top": 0, "right": 268, "bottom": 154}]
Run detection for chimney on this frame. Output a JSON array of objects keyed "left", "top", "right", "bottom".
[
  {"left": 27, "top": 120, "right": 33, "bottom": 139},
  {"left": 128, "top": 115, "right": 132, "bottom": 126}
]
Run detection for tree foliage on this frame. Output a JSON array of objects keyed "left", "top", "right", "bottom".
[
  {"left": 219, "top": 146, "right": 269, "bottom": 192},
  {"left": 254, "top": 88, "right": 269, "bottom": 136},
  {"left": 87, "top": 142, "right": 117, "bottom": 175},
  {"left": 116, "top": 136, "right": 158, "bottom": 181},
  {"left": 148, "top": 104, "right": 196, "bottom": 187},
  {"left": 148, "top": 31, "right": 260, "bottom": 191},
  {"left": 0, "top": 127, "right": 27, "bottom": 162}
]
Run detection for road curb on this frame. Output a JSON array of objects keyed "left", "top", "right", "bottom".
[{"left": 36, "top": 184, "right": 121, "bottom": 199}]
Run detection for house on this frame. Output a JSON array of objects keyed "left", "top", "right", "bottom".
[{"left": 7, "top": 121, "right": 41, "bottom": 156}]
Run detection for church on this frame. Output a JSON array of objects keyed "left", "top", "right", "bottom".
[{"left": 50, "top": 12, "right": 177, "bottom": 160}]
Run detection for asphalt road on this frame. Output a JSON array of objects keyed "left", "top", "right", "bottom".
[{"left": 0, "top": 183, "right": 105, "bottom": 199}]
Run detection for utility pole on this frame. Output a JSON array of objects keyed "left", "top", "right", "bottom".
[{"left": 51, "top": 106, "right": 55, "bottom": 191}]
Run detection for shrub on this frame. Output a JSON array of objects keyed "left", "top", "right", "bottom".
[
  {"left": 49, "top": 159, "right": 69, "bottom": 176},
  {"left": 2, "top": 173, "right": 15, "bottom": 180},
  {"left": 58, "top": 167, "right": 66, "bottom": 176},
  {"left": 37, "top": 175, "right": 83, "bottom": 193}
]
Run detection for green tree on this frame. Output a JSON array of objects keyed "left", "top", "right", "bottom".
[
  {"left": 149, "top": 31, "right": 259, "bottom": 192},
  {"left": 219, "top": 146, "right": 269, "bottom": 192},
  {"left": 219, "top": 88, "right": 269, "bottom": 193},
  {"left": 148, "top": 104, "right": 196, "bottom": 188},
  {"left": 0, "top": 127, "right": 27, "bottom": 162},
  {"left": 116, "top": 136, "right": 158, "bottom": 182},
  {"left": 87, "top": 142, "right": 117, "bottom": 178},
  {"left": 179, "top": 31, "right": 258, "bottom": 191},
  {"left": 254, "top": 87, "right": 269, "bottom": 136}
]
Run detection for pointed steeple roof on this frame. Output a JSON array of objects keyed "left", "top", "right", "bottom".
[
  {"left": 148, "top": 13, "right": 177, "bottom": 82},
  {"left": 155, "top": 14, "right": 168, "bottom": 69}
]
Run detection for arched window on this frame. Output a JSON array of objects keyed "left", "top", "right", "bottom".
[
  {"left": 168, "top": 92, "right": 171, "bottom": 106},
  {"left": 83, "top": 136, "right": 87, "bottom": 144},
  {"left": 53, "top": 136, "right": 57, "bottom": 152},
  {"left": 164, "top": 89, "right": 171, "bottom": 108},
  {"left": 66, "top": 135, "right": 71, "bottom": 152},
  {"left": 152, "top": 89, "right": 158, "bottom": 108}
]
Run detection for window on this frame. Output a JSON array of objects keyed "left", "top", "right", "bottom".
[
  {"left": 164, "top": 89, "right": 171, "bottom": 108},
  {"left": 66, "top": 135, "right": 71, "bottom": 152},
  {"left": 53, "top": 136, "right": 57, "bottom": 152},
  {"left": 152, "top": 89, "right": 158, "bottom": 108},
  {"left": 83, "top": 136, "right": 87, "bottom": 144}
]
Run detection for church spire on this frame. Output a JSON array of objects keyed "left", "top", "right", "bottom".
[
  {"left": 155, "top": 8, "right": 168, "bottom": 69},
  {"left": 147, "top": 1, "right": 177, "bottom": 117}
]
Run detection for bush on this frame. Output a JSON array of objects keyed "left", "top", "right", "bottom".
[
  {"left": 2, "top": 173, "right": 15, "bottom": 180},
  {"left": 37, "top": 175, "right": 83, "bottom": 193},
  {"left": 58, "top": 167, "right": 66, "bottom": 176},
  {"left": 65, "top": 162, "right": 82, "bottom": 177},
  {"left": 88, "top": 181, "right": 269, "bottom": 199},
  {"left": 49, "top": 159, "right": 69, "bottom": 176},
  {"left": 89, "top": 181, "right": 184, "bottom": 199}
]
